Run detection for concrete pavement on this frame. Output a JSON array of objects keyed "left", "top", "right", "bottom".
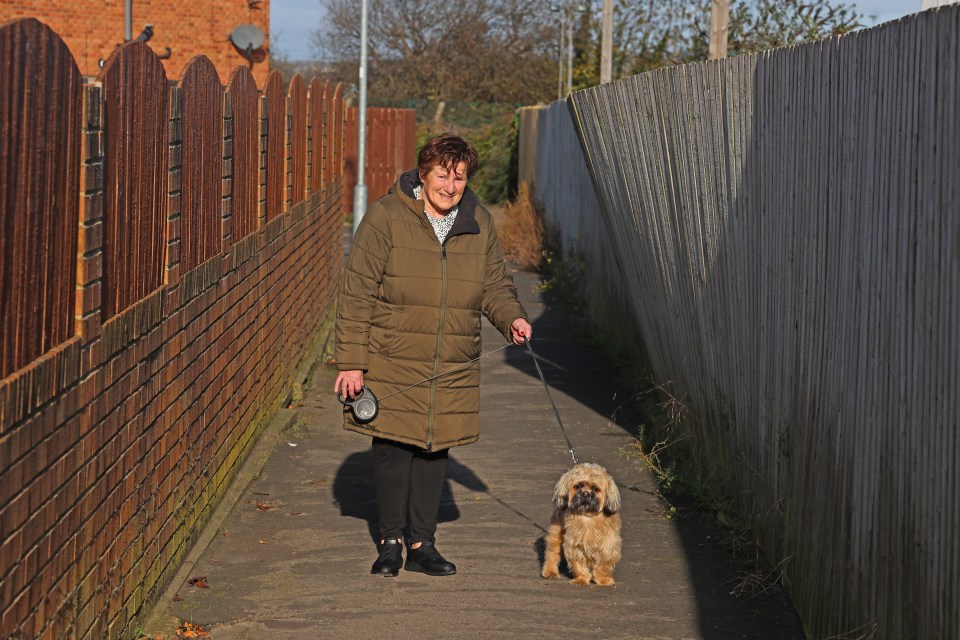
[{"left": 144, "top": 269, "right": 804, "bottom": 640}]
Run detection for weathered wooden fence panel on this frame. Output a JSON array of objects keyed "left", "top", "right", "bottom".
[
  {"left": 322, "top": 80, "right": 335, "bottom": 188},
  {"left": 98, "top": 41, "right": 169, "bottom": 319},
  {"left": 179, "top": 56, "right": 224, "bottom": 273},
  {"left": 263, "top": 70, "right": 285, "bottom": 222},
  {"left": 0, "top": 18, "right": 80, "bottom": 377},
  {"left": 525, "top": 7, "right": 958, "bottom": 639},
  {"left": 517, "top": 103, "right": 643, "bottom": 351},
  {"left": 344, "top": 107, "right": 418, "bottom": 214},
  {"left": 333, "top": 84, "right": 345, "bottom": 195},
  {"left": 288, "top": 74, "right": 308, "bottom": 206},
  {"left": 308, "top": 77, "right": 326, "bottom": 195},
  {"left": 227, "top": 66, "right": 260, "bottom": 243}
]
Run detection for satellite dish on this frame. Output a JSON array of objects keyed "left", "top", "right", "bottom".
[{"left": 228, "top": 24, "right": 265, "bottom": 56}]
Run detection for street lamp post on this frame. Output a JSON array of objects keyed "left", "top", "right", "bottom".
[{"left": 353, "top": 0, "right": 369, "bottom": 235}]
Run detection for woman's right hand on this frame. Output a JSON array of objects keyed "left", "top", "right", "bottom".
[{"left": 334, "top": 370, "right": 364, "bottom": 399}]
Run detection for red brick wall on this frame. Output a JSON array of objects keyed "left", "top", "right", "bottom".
[
  {"left": 0, "top": 0, "right": 272, "bottom": 86},
  {"left": 0, "top": 20, "right": 350, "bottom": 639}
]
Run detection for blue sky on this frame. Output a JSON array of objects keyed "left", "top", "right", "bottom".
[{"left": 269, "top": 0, "right": 924, "bottom": 61}]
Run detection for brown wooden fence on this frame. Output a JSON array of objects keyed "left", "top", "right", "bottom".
[
  {"left": 344, "top": 107, "right": 418, "bottom": 213},
  {"left": 523, "top": 6, "right": 959, "bottom": 639},
  {"left": 0, "top": 16, "right": 415, "bottom": 640},
  {"left": 0, "top": 18, "right": 81, "bottom": 378}
]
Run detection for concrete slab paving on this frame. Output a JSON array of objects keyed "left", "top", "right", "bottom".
[{"left": 146, "top": 270, "right": 805, "bottom": 640}]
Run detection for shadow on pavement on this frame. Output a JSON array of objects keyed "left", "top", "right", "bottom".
[
  {"left": 505, "top": 280, "right": 806, "bottom": 640},
  {"left": 331, "top": 449, "right": 489, "bottom": 545}
]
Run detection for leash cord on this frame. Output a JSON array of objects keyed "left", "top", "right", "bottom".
[
  {"left": 377, "top": 342, "right": 515, "bottom": 401},
  {"left": 523, "top": 339, "right": 579, "bottom": 465},
  {"left": 373, "top": 338, "right": 579, "bottom": 465}
]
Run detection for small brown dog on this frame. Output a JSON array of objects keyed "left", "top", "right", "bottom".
[{"left": 541, "top": 462, "right": 622, "bottom": 586}]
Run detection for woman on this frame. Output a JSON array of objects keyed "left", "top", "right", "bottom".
[{"left": 334, "top": 133, "right": 532, "bottom": 577}]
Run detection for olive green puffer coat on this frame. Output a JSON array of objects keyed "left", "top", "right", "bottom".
[{"left": 335, "top": 169, "right": 527, "bottom": 451}]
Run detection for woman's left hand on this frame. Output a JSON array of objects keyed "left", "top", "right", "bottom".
[{"left": 510, "top": 318, "right": 533, "bottom": 345}]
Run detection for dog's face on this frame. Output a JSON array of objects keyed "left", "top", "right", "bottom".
[{"left": 553, "top": 463, "right": 621, "bottom": 516}]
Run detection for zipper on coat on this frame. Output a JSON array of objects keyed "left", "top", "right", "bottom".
[{"left": 427, "top": 243, "right": 448, "bottom": 452}]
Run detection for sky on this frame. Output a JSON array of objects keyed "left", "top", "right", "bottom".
[
  {"left": 269, "top": 1, "right": 928, "bottom": 61},
  {"left": 270, "top": 0, "right": 323, "bottom": 61}
]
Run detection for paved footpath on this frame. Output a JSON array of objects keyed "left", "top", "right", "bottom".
[{"left": 145, "top": 270, "right": 805, "bottom": 640}]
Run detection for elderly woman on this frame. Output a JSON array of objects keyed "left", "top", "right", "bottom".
[{"left": 334, "top": 133, "right": 532, "bottom": 577}]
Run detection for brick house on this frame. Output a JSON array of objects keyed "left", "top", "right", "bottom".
[{"left": 0, "top": 0, "right": 271, "bottom": 86}]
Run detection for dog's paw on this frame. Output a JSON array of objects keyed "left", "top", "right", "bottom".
[
  {"left": 570, "top": 576, "right": 591, "bottom": 586},
  {"left": 594, "top": 576, "right": 615, "bottom": 586},
  {"left": 541, "top": 568, "right": 560, "bottom": 579}
]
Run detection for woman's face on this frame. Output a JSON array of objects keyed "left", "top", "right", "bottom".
[{"left": 419, "top": 161, "right": 468, "bottom": 217}]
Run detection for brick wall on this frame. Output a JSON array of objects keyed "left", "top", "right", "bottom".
[
  {"left": 0, "top": 0, "right": 272, "bottom": 86},
  {"left": 0, "top": 19, "right": 351, "bottom": 639}
]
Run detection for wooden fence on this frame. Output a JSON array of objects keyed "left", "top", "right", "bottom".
[
  {"left": 524, "top": 6, "right": 959, "bottom": 639},
  {"left": 0, "top": 17, "right": 361, "bottom": 639},
  {"left": 344, "top": 107, "right": 418, "bottom": 214}
]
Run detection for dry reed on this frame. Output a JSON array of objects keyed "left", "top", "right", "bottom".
[{"left": 499, "top": 181, "right": 545, "bottom": 271}]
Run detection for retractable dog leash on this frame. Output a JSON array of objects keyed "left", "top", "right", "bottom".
[
  {"left": 337, "top": 338, "right": 580, "bottom": 465},
  {"left": 338, "top": 342, "right": 514, "bottom": 423},
  {"left": 336, "top": 386, "right": 380, "bottom": 423},
  {"left": 522, "top": 338, "right": 580, "bottom": 465}
]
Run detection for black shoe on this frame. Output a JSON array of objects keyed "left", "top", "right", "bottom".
[
  {"left": 371, "top": 537, "right": 403, "bottom": 577},
  {"left": 404, "top": 542, "right": 456, "bottom": 576}
]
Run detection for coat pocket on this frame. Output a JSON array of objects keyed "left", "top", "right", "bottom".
[{"left": 369, "top": 300, "right": 400, "bottom": 357}]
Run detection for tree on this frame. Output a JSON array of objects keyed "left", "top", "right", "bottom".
[
  {"left": 570, "top": 0, "right": 864, "bottom": 91},
  {"left": 313, "top": 0, "right": 559, "bottom": 104}
]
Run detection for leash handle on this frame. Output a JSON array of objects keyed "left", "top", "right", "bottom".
[{"left": 523, "top": 338, "right": 579, "bottom": 465}]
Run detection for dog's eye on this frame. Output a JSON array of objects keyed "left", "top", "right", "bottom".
[{"left": 573, "top": 483, "right": 582, "bottom": 490}]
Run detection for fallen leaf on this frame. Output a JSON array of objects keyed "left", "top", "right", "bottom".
[
  {"left": 287, "top": 442, "right": 298, "bottom": 447},
  {"left": 256, "top": 501, "right": 272, "bottom": 510},
  {"left": 288, "top": 512, "right": 303, "bottom": 516},
  {"left": 177, "top": 620, "right": 210, "bottom": 638},
  {"left": 253, "top": 492, "right": 270, "bottom": 496},
  {"left": 187, "top": 577, "right": 208, "bottom": 588},
  {"left": 258, "top": 539, "right": 267, "bottom": 544},
  {"left": 173, "top": 594, "right": 184, "bottom": 602}
]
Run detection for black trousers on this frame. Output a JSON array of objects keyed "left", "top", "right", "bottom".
[{"left": 371, "top": 437, "right": 449, "bottom": 544}]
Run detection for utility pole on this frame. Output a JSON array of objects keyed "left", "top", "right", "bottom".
[
  {"left": 566, "top": 17, "right": 574, "bottom": 97},
  {"left": 600, "top": 0, "right": 612, "bottom": 84},
  {"left": 709, "top": 0, "right": 729, "bottom": 60},
  {"left": 556, "top": 11, "right": 563, "bottom": 101},
  {"left": 353, "top": 0, "right": 369, "bottom": 234}
]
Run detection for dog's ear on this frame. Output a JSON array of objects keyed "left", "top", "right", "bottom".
[
  {"left": 602, "top": 478, "right": 621, "bottom": 515},
  {"left": 553, "top": 475, "right": 570, "bottom": 510}
]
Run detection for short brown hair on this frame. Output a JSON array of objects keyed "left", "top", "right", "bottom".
[{"left": 417, "top": 132, "right": 479, "bottom": 177}]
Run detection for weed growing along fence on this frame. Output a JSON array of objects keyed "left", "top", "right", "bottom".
[
  {"left": 524, "top": 7, "right": 959, "bottom": 639},
  {"left": 0, "top": 16, "right": 404, "bottom": 640}
]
